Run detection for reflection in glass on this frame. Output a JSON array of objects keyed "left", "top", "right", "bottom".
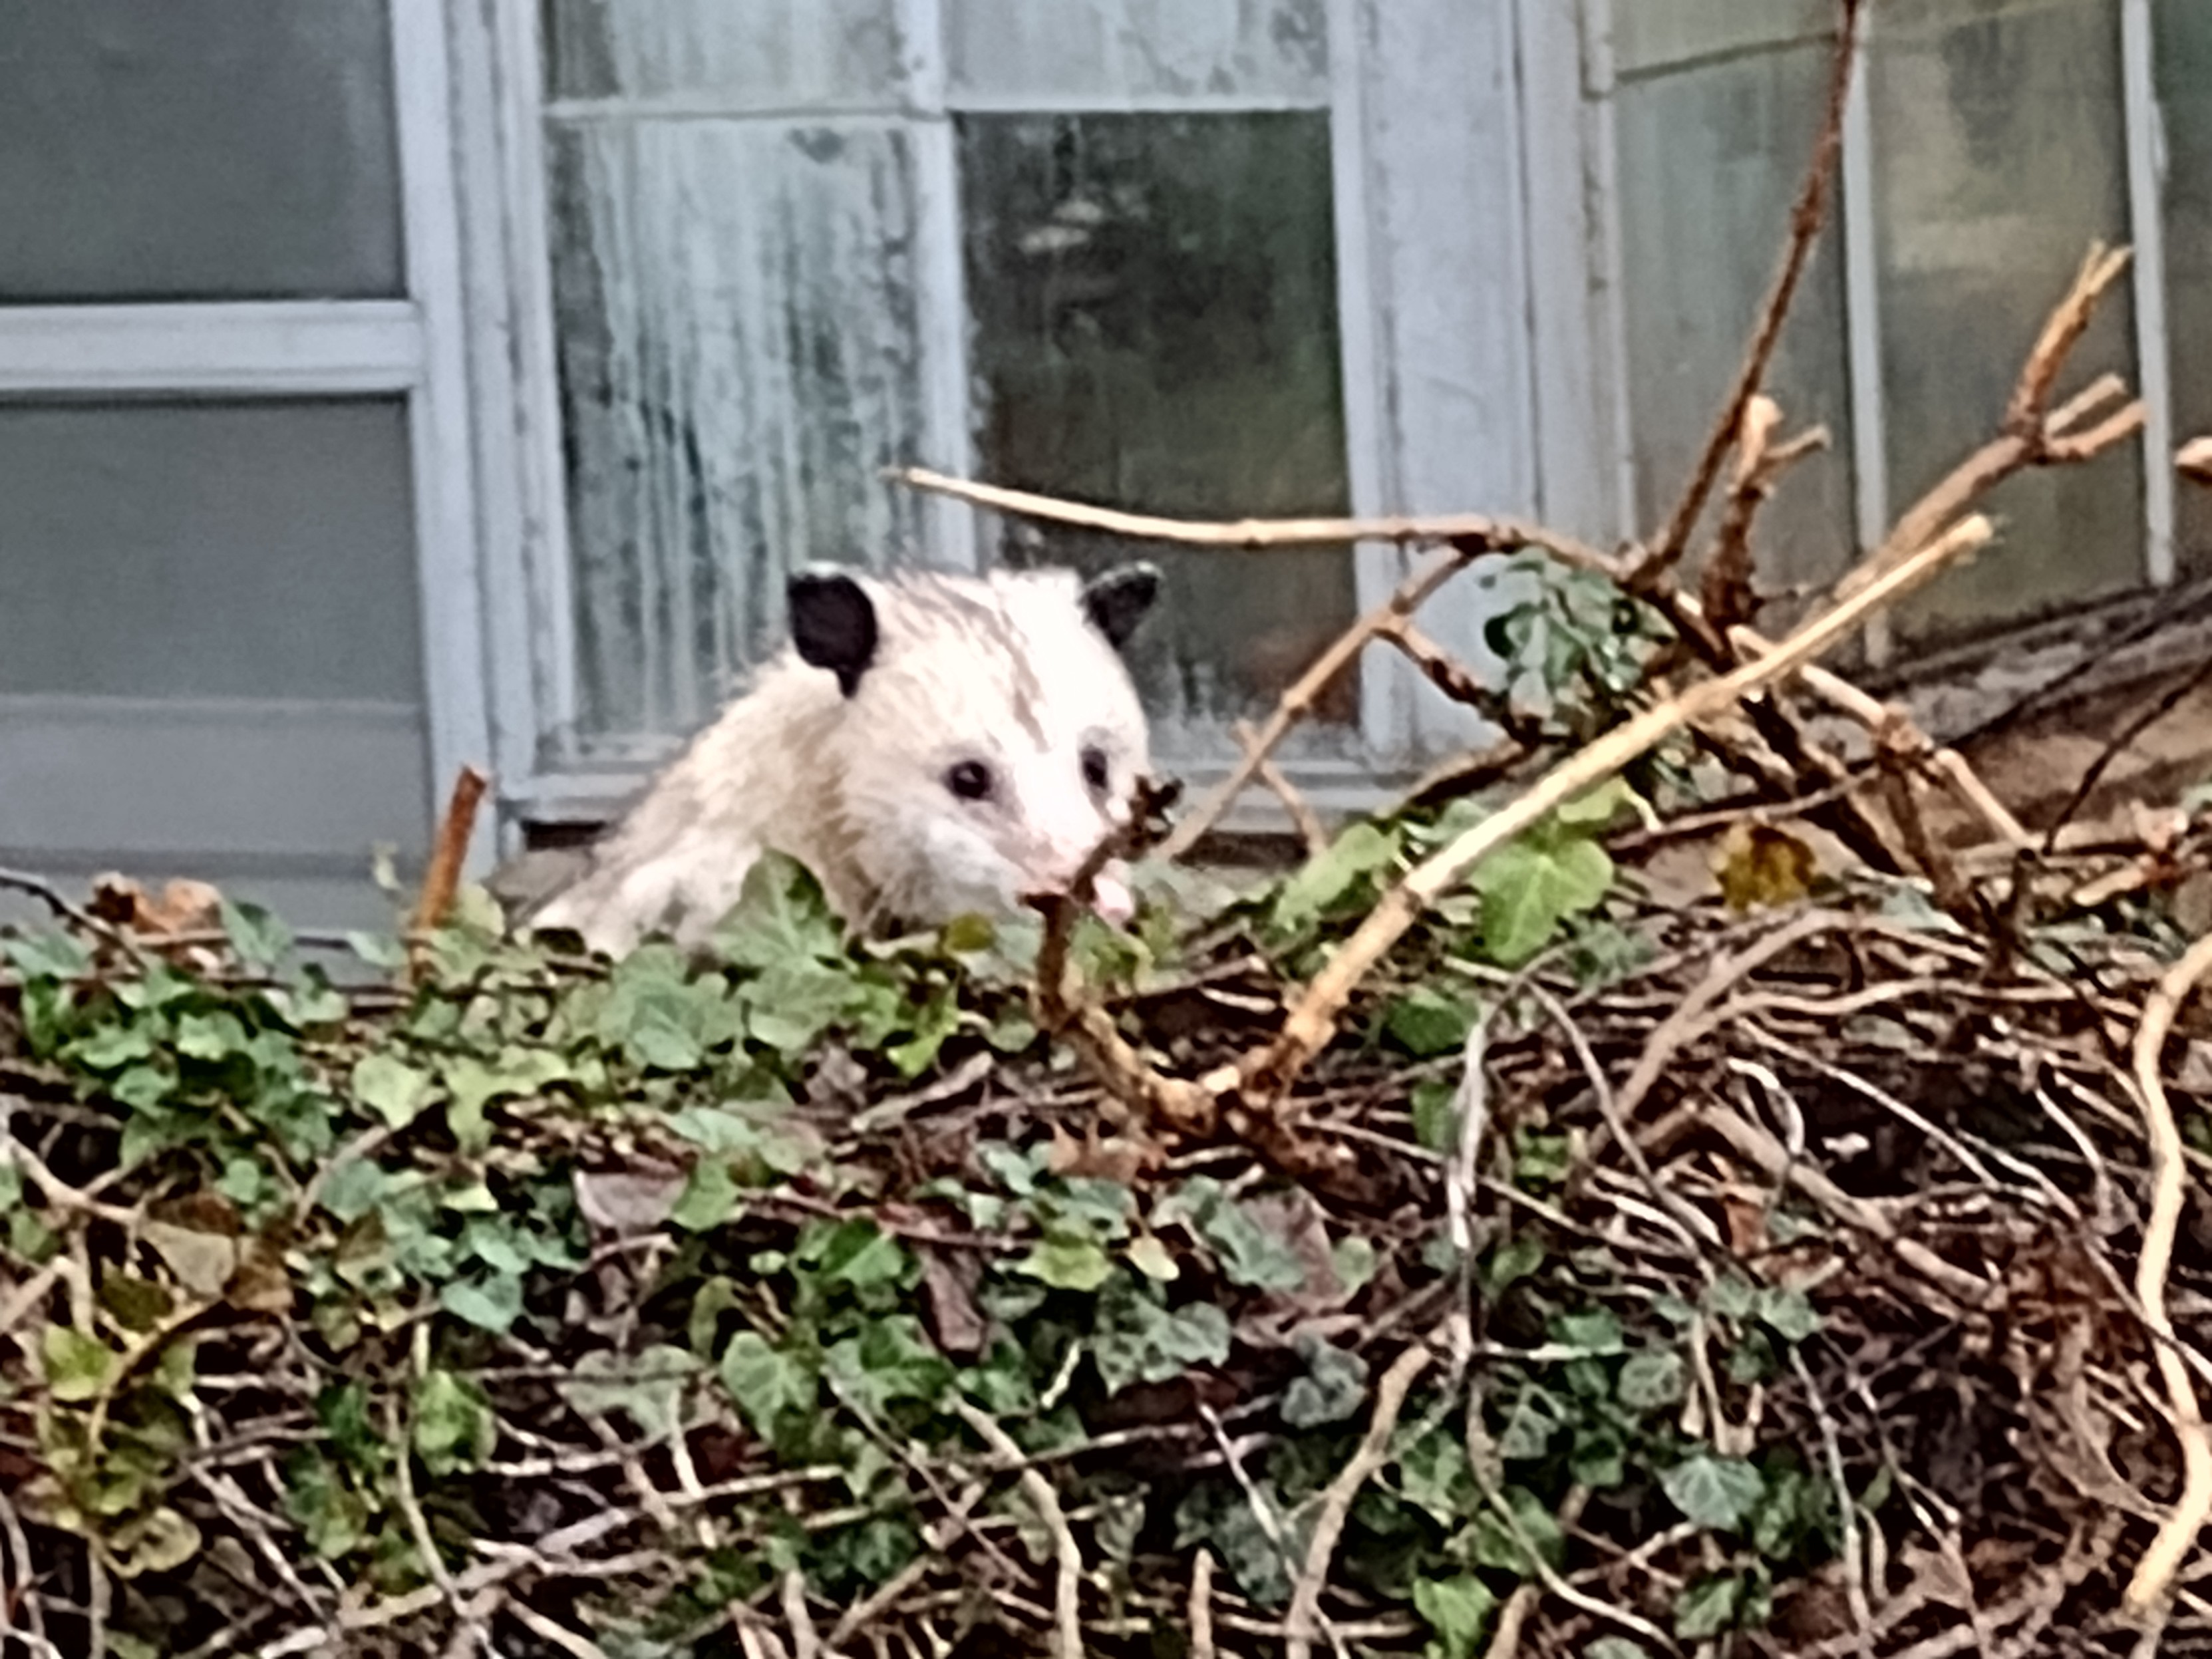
[
  {"left": 0, "top": 0, "right": 402, "bottom": 302},
  {"left": 1871, "top": 0, "right": 2141, "bottom": 641},
  {"left": 1615, "top": 39, "right": 1859, "bottom": 611},
  {"left": 958, "top": 112, "right": 1356, "bottom": 756}
]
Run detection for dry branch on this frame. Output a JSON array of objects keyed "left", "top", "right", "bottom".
[
  {"left": 1837, "top": 246, "right": 2141, "bottom": 603},
  {"left": 412, "top": 765, "right": 491, "bottom": 938},
  {"left": 893, "top": 466, "right": 1619, "bottom": 574},
  {"left": 2122, "top": 931, "right": 2212, "bottom": 1616},
  {"left": 1233, "top": 514, "right": 1994, "bottom": 1110}
]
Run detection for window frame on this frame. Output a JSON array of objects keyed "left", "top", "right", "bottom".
[
  {"left": 0, "top": 0, "right": 495, "bottom": 873},
  {"left": 456, "top": 0, "right": 1551, "bottom": 849}
]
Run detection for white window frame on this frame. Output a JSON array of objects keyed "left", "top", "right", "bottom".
[
  {"left": 452, "top": 0, "right": 1548, "bottom": 848},
  {"left": 0, "top": 0, "right": 496, "bottom": 875}
]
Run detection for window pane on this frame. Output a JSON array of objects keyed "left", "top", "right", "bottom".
[
  {"left": 0, "top": 1, "right": 402, "bottom": 303},
  {"left": 948, "top": 0, "right": 1327, "bottom": 105},
  {"left": 548, "top": 121, "right": 933, "bottom": 753},
  {"left": 1871, "top": 0, "right": 2141, "bottom": 643},
  {"left": 1615, "top": 44, "right": 1859, "bottom": 600},
  {"left": 542, "top": 0, "right": 901, "bottom": 108},
  {"left": 0, "top": 399, "right": 430, "bottom": 929},
  {"left": 1615, "top": 0, "right": 1833, "bottom": 77},
  {"left": 2157, "top": 0, "right": 2212, "bottom": 576},
  {"left": 959, "top": 112, "right": 1355, "bottom": 759},
  {"left": 0, "top": 401, "right": 423, "bottom": 703}
]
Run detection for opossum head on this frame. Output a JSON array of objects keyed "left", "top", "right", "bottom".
[{"left": 788, "top": 561, "right": 1160, "bottom": 931}]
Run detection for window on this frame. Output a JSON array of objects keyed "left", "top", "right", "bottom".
[
  {"left": 486, "top": 0, "right": 1542, "bottom": 835},
  {"left": 0, "top": 0, "right": 486, "bottom": 926},
  {"left": 1582, "top": 0, "right": 2171, "bottom": 662}
]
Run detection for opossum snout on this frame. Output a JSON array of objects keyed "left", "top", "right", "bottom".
[{"left": 1020, "top": 861, "right": 1135, "bottom": 925}]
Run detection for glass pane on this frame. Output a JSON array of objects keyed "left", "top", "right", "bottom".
[
  {"left": 0, "top": 400, "right": 422, "bottom": 703},
  {"left": 542, "top": 0, "right": 901, "bottom": 107},
  {"left": 1615, "top": 44, "right": 1859, "bottom": 600},
  {"left": 1615, "top": 0, "right": 1833, "bottom": 77},
  {"left": 949, "top": 0, "right": 1327, "bottom": 105},
  {"left": 1871, "top": 0, "right": 2141, "bottom": 643},
  {"left": 0, "top": 1, "right": 402, "bottom": 303},
  {"left": 548, "top": 121, "right": 933, "bottom": 753},
  {"left": 0, "top": 399, "right": 431, "bottom": 930},
  {"left": 959, "top": 113, "right": 1355, "bottom": 759},
  {"left": 2157, "top": 0, "right": 2212, "bottom": 576}
]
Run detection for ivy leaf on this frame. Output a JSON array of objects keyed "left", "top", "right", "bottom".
[
  {"left": 1093, "top": 1288, "right": 1230, "bottom": 1394},
  {"left": 1472, "top": 836, "right": 1613, "bottom": 967},
  {"left": 1281, "top": 1336, "right": 1368, "bottom": 1428},
  {"left": 68, "top": 1021, "right": 159, "bottom": 1071},
  {"left": 3, "top": 930, "right": 92, "bottom": 980},
  {"left": 438, "top": 1273, "right": 526, "bottom": 1334},
  {"left": 1662, "top": 1453, "right": 1767, "bottom": 1531},
  {"left": 712, "top": 852, "right": 846, "bottom": 969},
  {"left": 221, "top": 900, "right": 294, "bottom": 970},
  {"left": 1413, "top": 1573, "right": 1499, "bottom": 1659},
  {"left": 110, "top": 1507, "right": 203, "bottom": 1579},
  {"left": 825, "top": 1316, "right": 954, "bottom": 1416},
  {"left": 43, "top": 1325, "right": 115, "bottom": 1402},
  {"left": 718, "top": 1331, "right": 814, "bottom": 1432},
  {"left": 414, "top": 1368, "right": 496, "bottom": 1476},
  {"left": 1156, "top": 1177, "right": 1307, "bottom": 1292},
  {"left": 1384, "top": 988, "right": 1478, "bottom": 1058},
  {"left": 1674, "top": 1574, "right": 1750, "bottom": 1640},
  {"left": 1468, "top": 1485, "right": 1565, "bottom": 1574},
  {"left": 1755, "top": 1285, "right": 1822, "bottom": 1342},
  {"left": 1271, "top": 822, "right": 1398, "bottom": 933},
  {"left": 1411, "top": 1079, "right": 1460, "bottom": 1151},
  {"left": 560, "top": 1346, "right": 699, "bottom": 1439},
  {"left": 669, "top": 1161, "right": 742, "bottom": 1232},
  {"left": 351, "top": 1054, "right": 435, "bottom": 1130},
  {"left": 801, "top": 1220, "right": 911, "bottom": 1290},
  {"left": 1019, "top": 1237, "right": 1114, "bottom": 1292},
  {"left": 1617, "top": 1350, "right": 1686, "bottom": 1411}
]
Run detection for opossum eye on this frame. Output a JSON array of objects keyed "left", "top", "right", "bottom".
[
  {"left": 1080, "top": 745, "right": 1110, "bottom": 794},
  {"left": 945, "top": 760, "right": 996, "bottom": 802}
]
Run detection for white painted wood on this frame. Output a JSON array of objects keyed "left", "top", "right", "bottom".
[
  {"left": 0, "top": 302, "right": 422, "bottom": 394},
  {"left": 1348, "top": 0, "right": 1541, "bottom": 761},
  {"left": 1839, "top": 13, "right": 1894, "bottom": 664},
  {"left": 392, "top": 0, "right": 498, "bottom": 877},
  {"left": 490, "top": 0, "right": 584, "bottom": 778},
  {"left": 1579, "top": 0, "right": 1643, "bottom": 547},
  {"left": 897, "top": 0, "right": 983, "bottom": 572},
  {"left": 2124, "top": 0, "right": 2177, "bottom": 588},
  {"left": 1515, "top": 0, "right": 1623, "bottom": 546},
  {"left": 1327, "top": 0, "right": 1417, "bottom": 765},
  {"left": 443, "top": 0, "right": 545, "bottom": 857}
]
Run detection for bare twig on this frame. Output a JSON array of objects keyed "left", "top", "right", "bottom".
[
  {"left": 1838, "top": 245, "right": 2140, "bottom": 603},
  {"left": 1283, "top": 1340, "right": 1435, "bottom": 1659},
  {"left": 412, "top": 764, "right": 492, "bottom": 938},
  {"left": 1190, "top": 1551, "right": 1217, "bottom": 1659},
  {"left": 1698, "top": 399, "right": 1831, "bottom": 629},
  {"left": 1236, "top": 515, "right": 1994, "bottom": 1110},
  {"left": 955, "top": 1402, "right": 1085, "bottom": 1659},
  {"left": 1158, "top": 542, "right": 1486, "bottom": 861},
  {"left": 1640, "top": 0, "right": 1864, "bottom": 583},
  {"left": 1234, "top": 720, "right": 1329, "bottom": 856},
  {"left": 2122, "top": 929, "right": 2212, "bottom": 1616},
  {"left": 893, "top": 466, "right": 1618, "bottom": 573}
]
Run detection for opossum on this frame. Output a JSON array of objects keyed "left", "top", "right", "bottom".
[{"left": 516, "top": 561, "right": 1162, "bottom": 957}]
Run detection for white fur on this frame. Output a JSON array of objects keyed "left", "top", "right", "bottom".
[{"left": 524, "top": 567, "right": 1152, "bottom": 956}]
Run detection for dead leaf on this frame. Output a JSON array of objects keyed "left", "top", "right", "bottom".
[
  {"left": 142, "top": 1221, "right": 241, "bottom": 1300},
  {"left": 1046, "top": 1122, "right": 1164, "bottom": 1183},
  {"left": 1715, "top": 822, "right": 1819, "bottom": 912},
  {"left": 918, "top": 1247, "right": 987, "bottom": 1358},
  {"left": 573, "top": 1163, "right": 687, "bottom": 1233},
  {"left": 2180, "top": 434, "right": 2212, "bottom": 482}
]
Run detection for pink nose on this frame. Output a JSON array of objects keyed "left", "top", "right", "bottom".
[{"left": 1021, "top": 869, "right": 1135, "bottom": 925}]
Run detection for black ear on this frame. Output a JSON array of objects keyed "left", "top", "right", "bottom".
[
  {"left": 1080, "top": 561, "right": 1161, "bottom": 652},
  {"left": 788, "top": 567, "right": 879, "bottom": 698}
]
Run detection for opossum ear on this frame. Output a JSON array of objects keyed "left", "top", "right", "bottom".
[
  {"left": 788, "top": 567, "right": 879, "bottom": 698},
  {"left": 1080, "top": 561, "right": 1161, "bottom": 653}
]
